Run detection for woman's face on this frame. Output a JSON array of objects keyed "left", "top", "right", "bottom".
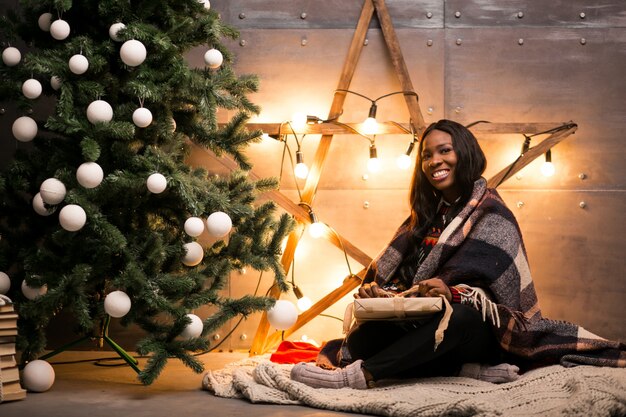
[{"left": 420, "top": 129, "right": 461, "bottom": 202}]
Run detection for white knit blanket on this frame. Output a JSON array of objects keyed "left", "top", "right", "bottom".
[{"left": 202, "top": 356, "right": 626, "bottom": 416}]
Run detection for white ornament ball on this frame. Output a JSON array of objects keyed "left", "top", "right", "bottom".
[
  {"left": 0, "top": 272, "right": 10, "bottom": 295},
  {"left": 203, "top": 48, "right": 223, "bottom": 69},
  {"left": 32, "top": 192, "right": 56, "bottom": 216},
  {"left": 267, "top": 300, "right": 298, "bottom": 330},
  {"left": 199, "top": 0, "right": 211, "bottom": 10},
  {"left": 50, "top": 19, "right": 70, "bottom": 40},
  {"left": 69, "top": 54, "right": 89, "bottom": 75},
  {"left": 132, "top": 107, "right": 152, "bottom": 128},
  {"left": 38, "top": 12, "right": 53, "bottom": 31},
  {"left": 21, "top": 280, "right": 47, "bottom": 300},
  {"left": 109, "top": 22, "right": 126, "bottom": 42},
  {"left": 86, "top": 100, "right": 113, "bottom": 124},
  {"left": 182, "top": 242, "right": 204, "bottom": 266},
  {"left": 120, "top": 39, "right": 146, "bottom": 67},
  {"left": 104, "top": 290, "right": 132, "bottom": 318},
  {"left": 12, "top": 116, "right": 38, "bottom": 142},
  {"left": 39, "top": 178, "right": 66, "bottom": 205},
  {"left": 22, "top": 360, "right": 55, "bottom": 392},
  {"left": 22, "top": 78, "right": 43, "bottom": 99},
  {"left": 59, "top": 204, "right": 87, "bottom": 232},
  {"left": 76, "top": 162, "right": 104, "bottom": 188},
  {"left": 184, "top": 217, "right": 205, "bottom": 237},
  {"left": 50, "top": 75, "right": 62, "bottom": 90},
  {"left": 206, "top": 211, "right": 232, "bottom": 237},
  {"left": 2, "top": 46, "right": 21, "bottom": 66},
  {"left": 146, "top": 173, "right": 167, "bottom": 194},
  {"left": 180, "top": 313, "right": 203, "bottom": 339}
]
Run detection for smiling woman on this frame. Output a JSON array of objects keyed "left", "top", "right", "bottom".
[{"left": 290, "top": 119, "right": 626, "bottom": 390}]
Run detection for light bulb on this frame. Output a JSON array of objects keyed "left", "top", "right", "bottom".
[
  {"left": 367, "top": 157, "right": 381, "bottom": 173},
  {"left": 396, "top": 154, "right": 412, "bottom": 170},
  {"left": 541, "top": 161, "right": 555, "bottom": 177},
  {"left": 291, "top": 112, "right": 307, "bottom": 131},
  {"left": 308, "top": 222, "right": 325, "bottom": 239},
  {"left": 367, "top": 144, "right": 381, "bottom": 173},
  {"left": 362, "top": 117, "right": 378, "bottom": 135},
  {"left": 294, "top": 150, "right": 308, "bottom": 179},
  {"left": 295, "top": 163, "right": 309, "bottom": 179},
  {"left": 297, "top": 296, "right": 313, "bottom": 311},
  {"left": 541, "top": 150, "right": 555, "bottom": 177}
]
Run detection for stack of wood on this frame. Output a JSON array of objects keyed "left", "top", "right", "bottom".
[{"left": 0, "top": 296, "right": 26, "bottom": 403}]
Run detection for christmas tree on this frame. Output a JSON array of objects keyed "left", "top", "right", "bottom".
[{"left": 0, "top": 0, "right": 293, "bottom": 384}]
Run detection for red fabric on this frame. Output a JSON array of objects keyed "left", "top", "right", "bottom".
[{"left": 269, "top": 341, "right": 321, "bottom": 364}]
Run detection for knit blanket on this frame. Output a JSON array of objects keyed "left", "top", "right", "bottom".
[
  {"left": 202, "top": 356, "right": 626, "bottom": 416},
  {"left": 363, "top": 178, "right": 625, "bottom": 368}
]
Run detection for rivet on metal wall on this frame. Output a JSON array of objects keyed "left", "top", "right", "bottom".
[
  {"left": 363, "top": 201, "right": 370, "bottom": 209},
  {"left": 426, "top": 39, "right": 433, "bottom": 47},
  {"left": 364, "top": 38, "right": 369, "bottom": 46},
  {"left": 427, "top": 106, "right": 434, "bottom": 115},
  {"left": 518, "top": 38, "right": 524, "bottom": 45},
  {"left": 0, "top": 108, "right": 5, "bottom": 115},
  {"left": 27, "top": 108, "right": 33, "bottom": 114},
  {"left": 426, "top": 12, "right": 433, "bottom": 19},
  {"left": 578, "top": 173, "right": 587, "bottom": 180},
  {"left": 580, "top": 38, "right": 587, "bottom": 45},
  {"left": 454, "top": 106, "right": 462, "bottom": 113},
  {"left": 515, "top": 173, "right": 523, "bottom": 180},
  {"left": 212, "top": 334, "right": 221, "bottom": 340},
  {"left": 239, "top": 39, "right": 247, "bottom": 47},
  {"left": 362, "top": 174, "right": 369, "bottom": 181},
  {"left": 579, "top": 201, "right": 587, "bottom": 209},
  {"left": 238, "top": 12, "right": 246, "bottom": 19},
  {"left": 300, "top": 12, "right": 307, "bottom": 19},
  {"left": 579, "top": 12, "right": 586, "bottom": 19},
  {"left": 301, "top": 36, "right": 308, "bottom": 46},
  {"left": 454, "top": 11, "right": 461, "bottom": 18},
  {"left": 456, "top": 38, "right": 462, "bottom": 45},
  {"left": 517, "top": 201, "right": 524, "bottom": 209},
  {"left": 517, "top": 11, "right": 524, "bottom": 19},
  {"left": 239, "top": 334, "right": 248, "bottom": 341}
]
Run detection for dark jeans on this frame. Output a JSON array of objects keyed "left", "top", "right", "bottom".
[{"left": 346, "top": 303, "right": 500, "bottom": 380}]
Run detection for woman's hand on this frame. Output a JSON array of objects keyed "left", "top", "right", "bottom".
[
  {"left": 354, "top": 282, "right": 394, "bottom": 299},
  {"left": 415, "top": 278, "right": 452, "bottom": 302}
]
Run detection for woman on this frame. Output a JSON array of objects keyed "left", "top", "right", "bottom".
[{"left": 290, "top": 119, "right": 625, "bottom": 389}]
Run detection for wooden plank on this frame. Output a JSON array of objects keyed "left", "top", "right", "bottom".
[
  {"left": 247, "top": 122, "right": 571, "bottom": 136},
  {"left": 487, "top": 124, "right": 578, "bottom": 188},
  {"left": 373, "top": 0, "right": 426, "bottom": 136}
]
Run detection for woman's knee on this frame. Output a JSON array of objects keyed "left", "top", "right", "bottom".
[{"left": 448, "top": 304, "right": 487, "bottom": 330}]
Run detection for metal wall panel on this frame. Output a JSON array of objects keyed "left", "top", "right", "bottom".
[
  {"left": 444, "top": 27, "right": 626, "bottom": 189},
  {"left": 213, "top": 0, "right": 444, "bottom": 29},
  {"left": 445, "top": 0, "right": 626, "bottom": 28},
  {"left": 500, "top": 190, "right": 626, "bottom": 340}
]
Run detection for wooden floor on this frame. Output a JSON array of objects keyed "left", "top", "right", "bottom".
[{"left": 0, "top": 350, "right": 367, "bottom": 417}]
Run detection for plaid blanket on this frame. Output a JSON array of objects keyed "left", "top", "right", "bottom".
[{"left": 363, "top": 178, "right": 626, "bottom": 369}]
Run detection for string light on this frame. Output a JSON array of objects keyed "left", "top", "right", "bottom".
[
  {"left": 367, "top": 143, "right": 381, "bottom": 173},
  {"left": 396, "top": 139, "right": 416, "bottom": 170},
  {"left": 294, "top": 150, "right": 309, "bottom": 179},
  {"left": 362, "top": 102, "right": 378, "bottom": 135},
  {"left": 541, "top": 149, "right": 555, "bottom": 177},
  {"left": 291, "top": 112, "right": 307, "bottom": 131},
  {"left": 293, "top": 285, "right": 312, "bottom": 311}
]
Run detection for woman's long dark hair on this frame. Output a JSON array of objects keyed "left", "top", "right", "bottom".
[{"left": 408, "top": 119, "right": 486, "bottom": 238}]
